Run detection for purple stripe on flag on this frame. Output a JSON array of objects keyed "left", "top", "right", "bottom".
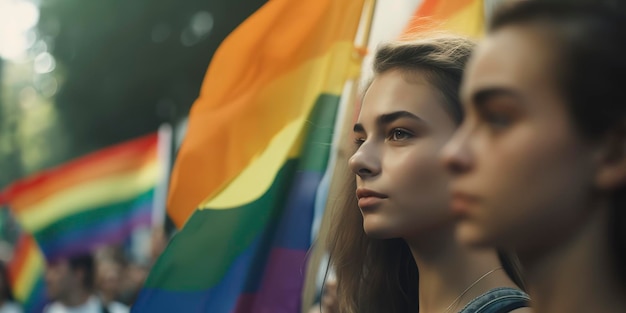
[
  {"left": 42, "top": 203, "right": 152, "bottom": 260},
  {"left": 233, "top": 248, "right": 307, "bottom": 313}
]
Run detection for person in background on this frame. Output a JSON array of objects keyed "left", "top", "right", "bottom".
[
  {"left": 117, "top": 259, "right": 149, "bottom": 307},
  {"left": 95, "top": 253, "right": 128, "bottom": 313},
  {"left": 0, "top": 262, "right": 21, "bottom": 313},
  {"left": 44, "top": 253, "right": 128, "bottom": 313},
  {"left": 307, "top": 262, "right": 338, "bottom": 313}
]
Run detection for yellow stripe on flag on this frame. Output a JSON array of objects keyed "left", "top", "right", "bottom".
[
  {"left": 14, "top": 245, "right": 43, "bottom": 302},
  {"left": 199, "top": 41, "right": 357, "bottom": 209},
  {"left": 16, "top": 161, "right": 159, "bottom": 231},
  {"left": 167, "top": 0, "right": 365, "bottom": 227},
  {"left": 403, "top": 0, "right": 484, "bottom": 38},
  {"left": 438, "top": 0, "right": 484, "bottom": 38}
]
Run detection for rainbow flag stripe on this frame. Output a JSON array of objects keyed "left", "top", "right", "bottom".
[
  {"left": 133, "top": 0, "right": 364, "bottom": 311},
  {"left": 165, "top": 0, "right": 365, "bottom": 228},
  {"left": 403, "top": 0, "right": 485, "bottom": 38},
  {"left": 8, "top": 234, "right": 47, "bottom": 313},
  {"left": 2, "top": 133, "right": 159, "bottom": 261}
]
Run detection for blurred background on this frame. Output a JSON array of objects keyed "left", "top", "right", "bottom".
[
  {"left": 0, "top": 0, "right": 501, "bottom": 312},
  {"left": 0, "top": 0, "right": 268, "bottom": 190},
  {"left": 0, "top": 0, "right": 270, "bottom": 310}
]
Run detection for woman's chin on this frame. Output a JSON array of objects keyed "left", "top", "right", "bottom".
[
  {"left": 455, "top": 221, "right": 496, "bottom": 248},
  {"left": 362, "top": 220, "right": 397, "bottom": 239}
]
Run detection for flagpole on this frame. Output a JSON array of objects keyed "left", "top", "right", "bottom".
[
  {"left": 300, "top": 0, "right": 377, "bottom": 311},
  {"left": 152, "top": 123, "right": 173, "bottom": 229}
]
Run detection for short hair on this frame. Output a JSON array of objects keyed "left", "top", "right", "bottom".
[{"left": 68, "top": 254, "right": 95, "bottom": 290}]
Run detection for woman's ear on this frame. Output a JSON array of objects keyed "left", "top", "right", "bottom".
[{"left": 595, "top": 125, "right": 626, "bottom": 190}]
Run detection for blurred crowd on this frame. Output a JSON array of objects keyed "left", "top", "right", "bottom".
[{"left": 0, "top": 226, "right": 169, "bottom": 313}]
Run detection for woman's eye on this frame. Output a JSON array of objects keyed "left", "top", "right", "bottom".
[
  {"left": 354, "top": 137, "right": 365, "bottom": 146},
  {"left": 478, "top": 101, "right": 517, "bottom": 130},
  {"left": 389, "top": 129, "right": 412, "bottom": 141},
  {"left": 484, "top": 112, "right": 512, "bottom": 129}
]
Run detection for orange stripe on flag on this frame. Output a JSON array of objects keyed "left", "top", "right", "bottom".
[
  {"left": 167, "top": 0, "right": 364, "bottom": 227},
  {"left": 415, "top": 0, "right": 474, "bottom": 18},
  {"left": 403, "top": 0, "right": 483, "bottom": 38},
  {"left": 8, "top": 236, "right": 31, "bottom": 288},
  {"left": 4, "top": 134, "right": 157, "bottom": 212},
  {"left": 8, "top": 234, "right": 45, "bottom": 306}
]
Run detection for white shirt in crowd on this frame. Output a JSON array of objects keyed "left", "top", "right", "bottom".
[
  {"left": 0, "top": 301, "right": 22, "bottom": 313},
  {"left": 44, "top": 296, "right": 128, "bottom": 313}
]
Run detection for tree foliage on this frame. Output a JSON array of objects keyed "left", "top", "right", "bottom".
[{"left": 0, "top": 0, "right": 266, "bottom": 188}]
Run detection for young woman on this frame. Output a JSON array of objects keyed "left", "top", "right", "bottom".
[
  {"left": 442, "top": 1, "right": 626, "bottom": 313},
  {"left": 326, "top": 35, "right": 530, "bottom": 313}
]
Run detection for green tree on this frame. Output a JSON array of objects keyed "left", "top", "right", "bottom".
[{"left": 0, "top": 0, "right": 266, "bottom": 188}]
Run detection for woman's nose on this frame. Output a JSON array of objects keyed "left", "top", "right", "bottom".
[
  {"left": 441, "top": 125, "right": 474, "bottom": 175},
  {"left": 349, "top": 143, "right": 381, "bottom": 179}
]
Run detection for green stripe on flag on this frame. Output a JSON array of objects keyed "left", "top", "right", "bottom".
[{"left": 144, "top": 160, "right": 298, "bottom": 291}]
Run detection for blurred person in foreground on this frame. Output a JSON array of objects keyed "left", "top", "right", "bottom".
[{"left": 442, "top": 1, "right": 626, "bottom": 312}]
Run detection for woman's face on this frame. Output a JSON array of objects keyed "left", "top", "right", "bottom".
[
  {"left": 349, "top": 69, "right": 456, "bottom": 240},
  {"left": 441, "top": 25, "right": 600, "bottom": 254}
]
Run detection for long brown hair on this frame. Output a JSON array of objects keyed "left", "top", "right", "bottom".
[{"left": 326, "top": 35, "right": 522, "bottom": 313}]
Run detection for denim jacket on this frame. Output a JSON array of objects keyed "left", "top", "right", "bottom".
[{"left": 457, "top": 287, "right": 530, "bottom": 313}]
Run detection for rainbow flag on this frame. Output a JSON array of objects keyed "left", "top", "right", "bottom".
[
  {"left": 133, "top": 0, "right": 365, "bottom": 311},
  {"left": 7, "top": 234, "right": 47, "bottom": 313},
  {"left": 403, "top": 0, "right": 484, "bottom": 38},
  {"left": 1, "top": 133, "right": 159, "bottom": 261}
]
